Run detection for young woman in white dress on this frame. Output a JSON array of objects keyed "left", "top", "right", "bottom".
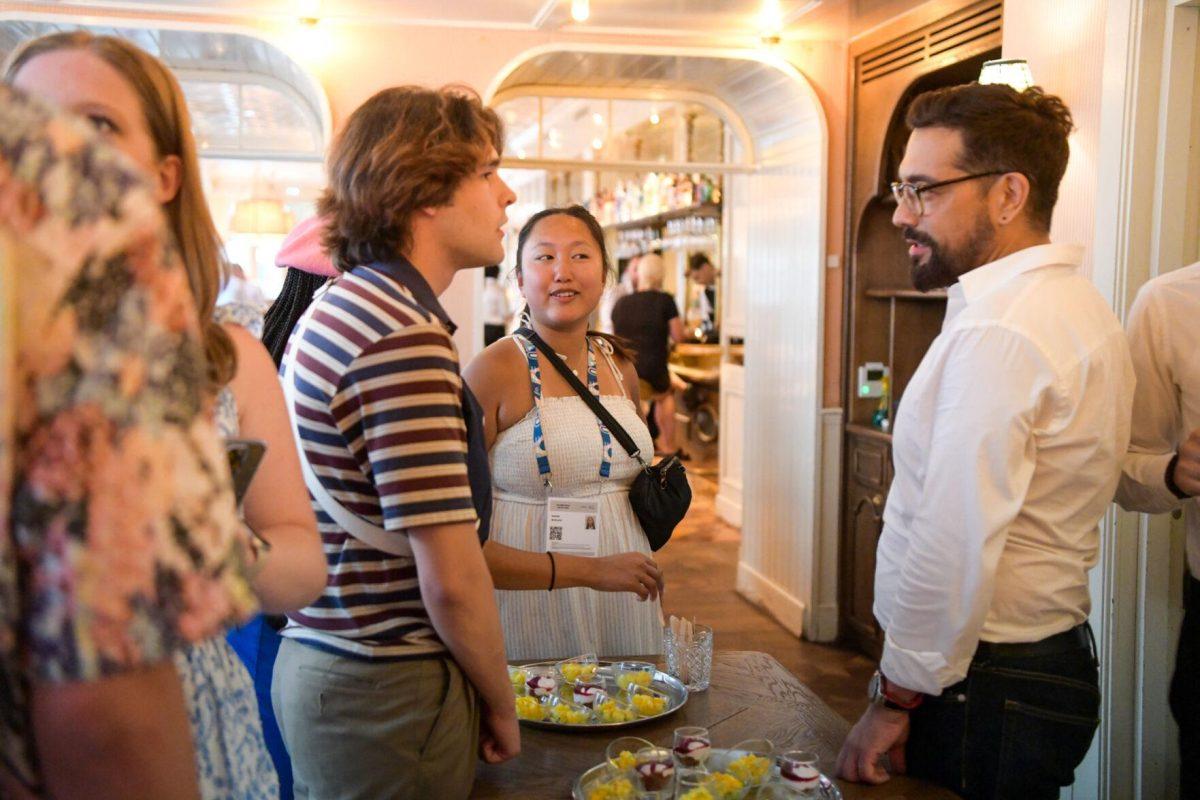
[{"left": 465, "top": 206, "right": 666, "bottom": 660}]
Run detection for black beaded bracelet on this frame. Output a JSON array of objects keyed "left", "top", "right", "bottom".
[{"left": 547, "top": 551, "right": 557, "bottom": 592}]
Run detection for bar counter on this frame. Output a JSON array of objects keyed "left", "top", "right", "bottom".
[{"left": 473, "top": 650, "right": 959, "bottom": 799}]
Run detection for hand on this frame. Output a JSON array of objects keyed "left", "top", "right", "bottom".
[
  {"left": 587, "top": 551, "right": 664, "bottom": 600},
  {"left": 1174, "top": 429, "right": 1200, "bottom": 496},
  {"left": 835, "top": 704, "right": 910, "bottom": 784},
  {"left": 478, "top": 705, "right": 520, "bottom": 764}
]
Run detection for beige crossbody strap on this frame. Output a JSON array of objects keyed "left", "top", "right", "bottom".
[{"left": 282, "top": 299, "right": 412, "bottom": 557}]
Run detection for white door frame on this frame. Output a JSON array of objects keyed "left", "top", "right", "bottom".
[{"left": 1087, "top": 1, "right": 1199, "bottom": 797}]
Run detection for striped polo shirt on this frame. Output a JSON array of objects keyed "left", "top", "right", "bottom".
[{"left": 281, "top": 259, "right": 485, "bottom": 661}]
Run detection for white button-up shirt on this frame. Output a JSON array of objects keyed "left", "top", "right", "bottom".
[
  {"left": 874, "top": 243, "right": 1134, "bottom": 695},
  {"left": 1116, "top": 261, "right": 1200, "bottom": 576}
]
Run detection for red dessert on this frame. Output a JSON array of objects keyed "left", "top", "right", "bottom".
[
  {"left": 526, "top": 674, "right": 557, "bottom": 698},
  {"left": 672, "top": 736, "right": 711, "bottom": 766},
  {"left": 635, "top": 760, "right": 674, "bottom": 791},
  {"left": 573, "top": 680, "right": 603, "bottom": 707},
  {"left": 780, "top": 760, "right": 820, "bottom": 791}
]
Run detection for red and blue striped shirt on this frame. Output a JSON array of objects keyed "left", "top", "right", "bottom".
[{"left": 281, "top": 259, "right": 485, "bottom": 661}]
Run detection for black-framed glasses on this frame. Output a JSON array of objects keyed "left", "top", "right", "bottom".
[{"left": 890, "top": 171, "right": 1008, "bottom": 216}]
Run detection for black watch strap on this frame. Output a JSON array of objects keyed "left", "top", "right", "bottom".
[{"left": 1166, "top": 453, "right": 1190, "bottom": 500}]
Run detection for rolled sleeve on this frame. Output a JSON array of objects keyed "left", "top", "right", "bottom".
[{"left": 1116, "top": 286, "right": 1184, "bottom": 514}]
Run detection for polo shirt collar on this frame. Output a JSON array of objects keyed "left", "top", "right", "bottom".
[{"left": 367, "top": 257, "right": 457, "bottom": 334}]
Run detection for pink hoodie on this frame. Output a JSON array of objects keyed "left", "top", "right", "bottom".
[{"left": 274, "top": 215, "right": 337, "bottom": 277}]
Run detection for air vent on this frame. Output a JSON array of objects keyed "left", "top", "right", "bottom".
[{"left": 859, "top": 1, "right": 1003, "bottom": 85}]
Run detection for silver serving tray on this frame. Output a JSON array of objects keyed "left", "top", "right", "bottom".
[
  {"left": 573, "top": 748, "right": 844, "bottom": 800},
  {"left": 513, "top": 660, "right": 688, "bottom": 731}
]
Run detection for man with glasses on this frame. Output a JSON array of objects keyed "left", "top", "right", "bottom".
[{"left": 836, "top": 83, "right": 1134, "bottom": 799}]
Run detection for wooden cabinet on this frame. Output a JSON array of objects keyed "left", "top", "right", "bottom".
[{"left": 838, "top": 0, "right": 1003, "bottom": 655}]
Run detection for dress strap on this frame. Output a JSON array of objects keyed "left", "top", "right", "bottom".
[{"left": 592, "top": 336, "right": 629, "bottom": 400}]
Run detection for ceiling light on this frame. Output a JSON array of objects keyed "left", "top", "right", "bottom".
[
  {"left": 571, "top": 0, "right": 589, "bottom": 23},
  {"left": 759, "top": 0, "right": 783, "bottom": 44},
  {"left": 592, "top": 112, "right": 604, "bottom": 126},
  {"left": 979, "top": 59, "right": 1035, "bottom": 91},
  {"left": 591, "top": 137, "right": 603, "bottom": 151},
  {"left": 285, "top": 186, "right": 301, "bottom": 197},
  {"left": 516, "top": 147, "right": 527, "bottom": 159},
  {"left": 649, "top": 111, "right": 660, "bottom": 125}
]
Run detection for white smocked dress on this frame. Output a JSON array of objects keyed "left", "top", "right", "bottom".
[{"left": 490, "top": 333, "right": 664, "bottom": 661}]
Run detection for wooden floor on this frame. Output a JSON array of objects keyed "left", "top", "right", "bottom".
[{"left": 655, "top": 457, "right": 876, "bottom": 723}]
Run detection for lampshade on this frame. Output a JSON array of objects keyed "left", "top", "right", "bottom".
[
  {"left": 230, "top": 198, "right": 293, "bottom": 235},
  {"left": 979, "top": 59, "right": 1035, "bottom": 91}
]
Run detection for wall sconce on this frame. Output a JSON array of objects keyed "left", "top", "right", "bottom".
[
  {"left": 571, "top": 0, "right": 589, "bottom": 23},
  {"left": 979, "top": 59, "right": 1035, "bottom": 91}
]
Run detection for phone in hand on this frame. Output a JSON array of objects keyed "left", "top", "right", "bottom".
[{"left": 226, "top": 438, "right": 267, "bottom": 504}]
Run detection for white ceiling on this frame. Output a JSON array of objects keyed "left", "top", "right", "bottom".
[{"left": 34, "top": 1, "right": 836, "bottom": 36}]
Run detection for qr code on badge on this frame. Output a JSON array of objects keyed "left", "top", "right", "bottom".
[{"left": 549, "top": 526, "right": 563, "bottom": 541}]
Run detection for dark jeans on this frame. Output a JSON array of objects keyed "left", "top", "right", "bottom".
[
  {"left": 906, "top": 624, "right": 1100, "bottom": 800},
  {"left": 1171, "top": 572, "right": 1200, "bottom": 795}
]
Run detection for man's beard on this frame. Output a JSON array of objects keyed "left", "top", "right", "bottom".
[{"left": 904, "top": 213, "right": 995, "bottom": 292}]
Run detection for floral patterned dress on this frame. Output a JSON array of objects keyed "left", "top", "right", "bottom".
[
  {"left": 0, "top": 85, "right": 258, "bottom": 795},
  {"left": 169, "top": 302, "right": 279, "bottom": 799}
]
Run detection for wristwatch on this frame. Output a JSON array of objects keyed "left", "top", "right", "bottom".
[{"left": 868, "top": 670, "right": 923, "bottom": 712}]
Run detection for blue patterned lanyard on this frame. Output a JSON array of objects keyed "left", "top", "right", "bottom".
[{"left": 520, "top": 334, "right": 614, "bottom": 488}]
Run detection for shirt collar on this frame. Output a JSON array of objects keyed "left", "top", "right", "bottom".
[
  {"left": 955, "top": 242, "right": 1084, "bottom": 306},
  {"left": 365, "top": 257, "right": 457, "bottom": 334}
]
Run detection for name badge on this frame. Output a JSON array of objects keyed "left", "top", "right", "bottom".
[{"left": 545, "top": 496, "right": 601, "bottom": 557}]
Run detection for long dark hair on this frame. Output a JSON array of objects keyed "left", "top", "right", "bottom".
[
  {"left": 261, "top": 267, "right": 328, "bottom": 367},
  {"left": 515, "top": 205, "right": 634, "bottom": 363}
]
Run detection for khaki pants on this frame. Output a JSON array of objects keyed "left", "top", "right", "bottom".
[{"left": 272, "top": 639, "right": 479, "bottom": 800}]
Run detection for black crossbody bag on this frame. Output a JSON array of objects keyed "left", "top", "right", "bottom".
[{"left": 517, "top": 329, "right": 691, "bottom": 551}]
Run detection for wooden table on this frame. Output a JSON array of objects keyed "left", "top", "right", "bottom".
[{"left": 473, "top": 651, "right": 959, "bottom": 799}]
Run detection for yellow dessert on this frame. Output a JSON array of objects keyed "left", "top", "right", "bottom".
[
  {"left": 560, "top": 662, "right": 599, "bottom": 683},
  {"left": 515, "top": 696, "right": 544, "bottom": 721},
  {"left": 678, "top": 789, "right": 715, "bottom": 800},
  {"left": 726, "top": 753, "right": 771, "bottom": 785},
  {"left": 595, "top": 700, "right": 638, "bottom": 723},
  {"left": 705, "top": 772, "right": 745, "bottom": 799},
  {"left": 550, "top": 704, "right": 591, "bottom": 725},
  {"left": 630, "top": 693, "right": 668, "bottom": 716},
  {"left": 616, "top": 671, "right": 652, "bottom": 690},
  {"left": 587, "top": 778, "right": 635, "bottom": 800},
  {"left": 509, "top": 668, "right": 528, "bottom": 693},
  {"left": 610, "top": 750, "right": 637, "bottom": 771}
]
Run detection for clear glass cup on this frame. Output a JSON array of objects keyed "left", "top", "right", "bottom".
[
  {"left": 672, "top": 725, "right": 712, "bottom": 770},
  {"left": 663, "top": 623, "right": 714, "bottom": 691},
  {"left": 633, "top": 746, "right": 675, "bottom": 798},
  {"left": 524, "top": 666, "right": 558, "bottom": 700},
  {"left": 613, "top": 660, "right": 656, "bottom": 692},
  {"left": 606, "top": 736, "right": 655, "bottom": 774},
  {"left": 777, "top": 749, "right": 821, "bottom": 796},
  {"left": 556, "top": 652, "right": 599, "bottom": 684},
  {"left": 723, "top": 738, "right": 774, "bottom": 788},
  {"left": 673, "top": 768, "right": 712, "bottom": 800}
]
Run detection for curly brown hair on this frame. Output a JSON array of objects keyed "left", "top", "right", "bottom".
[
  {"left": 319, "top": 85, "right": 504, "bottom": 271},
  {"left": 906, "top": 83, "right": 1075, "bottom": 232}
]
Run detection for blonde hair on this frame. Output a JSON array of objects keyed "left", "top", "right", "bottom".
[
  {"left": 5, "top": 32, "right": 235, "bottom": 393},
  {"left": 636, "top": 253, "right": 665, "bottom": 291}
]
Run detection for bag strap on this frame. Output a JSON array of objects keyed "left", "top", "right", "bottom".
[
  {"left": 283, "top": 300, "right": 412, "bottom": 557},
  {"left": 516, "top": 328, "right": 648, "bottom": 468}
]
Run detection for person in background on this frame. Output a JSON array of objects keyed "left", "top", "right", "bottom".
[
  {"left": 0, "top": 82, "right": 256, "bottom": 800},
  {"left": 687, "top": 251, "right": 719, "bottom": 342},
  {"left": 7, "top": 32, "right": 326, "bottom": 799},
  {"left": 598, "top": 253, "right": 639, "bottom": 334},
  {"left": 1113, "top": 259, "right": 1200, "bottom": 794},
  {"left": 611, "top": 253, "right": 685, "bottom": 457},
  {"left": 272, "top": 85, "right": 519, "bottom": 799},
  {"left": 218, "top": 261, "right": 269, "bottom": 314},
  {"left": 464, "top": 205, "right": 666, "bottom": 660},
  {"left": 482, "top": 264, "right": 512, "bottom": 346},
  {"left": 836, "top": 83, "right": 1133, "bottom": 798},
  {"left": 261, "top": 214, "right": 337, "bottom": 366}
]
